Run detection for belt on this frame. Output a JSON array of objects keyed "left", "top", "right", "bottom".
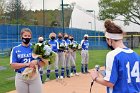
[
  {"left": 82, "top": 49, "right": 88, "bottom": 50},
  {"left": 58, "top": 50, "right": 64, "bottom": 52},
  {"left": 17, "top": 71, "right": 22, "bottom": 73},
  {"left": 53, "top": 51, "right": 58, "bottom": 52}
]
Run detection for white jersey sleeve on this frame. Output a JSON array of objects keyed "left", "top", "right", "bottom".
[
  {"left": 80, "top": 40, "right": 84, "bottom": 46},
  {"left": 104, "top": 48, "right": 122, "bottom": 84}
]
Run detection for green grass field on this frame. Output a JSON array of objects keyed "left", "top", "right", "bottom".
[{"left": 0, "top": 49, "right": 140, "bottom": 93}]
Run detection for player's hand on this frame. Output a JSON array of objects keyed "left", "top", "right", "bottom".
[
  {"left": 29, "top": 60, "right": 37, "bottom": 68},
  {"left": 91, "top": 70, "right": 99, "bottom": 81},
  {"left": 25, "top": 62, "right": 30, "bottom": 67}
]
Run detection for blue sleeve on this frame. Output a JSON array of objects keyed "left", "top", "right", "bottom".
[
  {"left": 48, "top": 40, "right": 50, "bottom": 44},
  {"left": 109, "top": 57, "right": 118, "bottom": 84},
  {"left": 10, "top": 47, "right": 18, "bottom": 64}
]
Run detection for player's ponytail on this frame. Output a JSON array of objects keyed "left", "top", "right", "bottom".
[{"left": 104, "top": 19, "right": 123, "bottom": 34}]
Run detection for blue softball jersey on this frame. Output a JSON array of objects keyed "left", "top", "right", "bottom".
[
  {"left": 10, "top": 44, "right": 34, "bottom": 72},
  {"left": 57, "top": 39, "right": 66, "bottom": 44},
  {"left": 104, "top": 47, "right": 140, "bottom": 93},
  {"left": 64, "top": 39, "right": 71, "bottom": 49},
  {"left": 48, "top": 40, "right": 59, "bottom": 52},
  {"left": 70, "top": 40, "right": 78, "bottom": 45},
  {"left": 81, "top": 40, "right": 89, "bottom": 50},
  {"left": 57, "top": 39, "right": 66, "bottom": 51}
]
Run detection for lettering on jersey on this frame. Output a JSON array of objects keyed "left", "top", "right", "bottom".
[
  {"left": 84, "top": 42, "right": 89, "bottom": 46},
  {"left": 17, "top": 53, "right": 32, "bottom": 58},
  {"left": 16, "top": 50, "right": 21, "bottom": 53},
  {"left": 83, "top": 42, "right": 89, "bottom": 48},
  {"left": 51, "top": 44, "right": 56, "bottom": 47}
]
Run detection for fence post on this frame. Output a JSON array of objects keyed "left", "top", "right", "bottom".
[{"left": 131, "top": 34, "right": 133, "bottom": 49}]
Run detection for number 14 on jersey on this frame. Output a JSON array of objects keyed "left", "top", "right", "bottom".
[{"left": 126, "top": 61, "right": 140, "bottom": 83}]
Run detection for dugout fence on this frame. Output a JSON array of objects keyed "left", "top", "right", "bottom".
[
  {"left": 89, "top": 35, "right": 140, "bottom": 49},
  {"left": 0, "top": 24, "right": 106, "bottom": 57},
  {"left": 0, "top": 24, "right": 140, "bottom": 57}
]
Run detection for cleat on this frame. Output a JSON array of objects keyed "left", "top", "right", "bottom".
[
  {"left": 45, "top": 78, "right": 50, "bottom": 82},
  {"left": 85, "top": 71, "right": 90, "bottom": 74},
  {"left": 70, "top": 73, "right": 74, "bottom": 77},
  {"left": 81, "top": 72, "right": 85, "bottom": 74},
  {"left": 60, "top": 76, "right": 64, "bottom": 79},
  {"left": 55, "top": 77, "right": 59, "bottom": 81},
  {"left": 75, "top": 73, "right": 79, "bottom": 76},
  {"left": 67, "top": 75, "right": 70, "bottom": 78}
]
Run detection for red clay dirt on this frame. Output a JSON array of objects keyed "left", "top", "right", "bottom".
[{"left": 7, "top": 69, "right": 106, "bottom": 93}]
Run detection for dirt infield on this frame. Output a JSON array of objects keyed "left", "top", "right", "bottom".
[{"left": 7, "top": 70, "right": 106, "bottom": 93}]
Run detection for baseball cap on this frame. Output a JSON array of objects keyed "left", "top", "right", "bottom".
[
  {"left": 38, "top": 36, "right": 44, "bottom": 41},
  {"left": 84, "top": 34, "right": 88, "bottom": 37}
]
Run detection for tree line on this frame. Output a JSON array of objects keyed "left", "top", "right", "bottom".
[
  {"left": 99, "top": 0, "right": 140, "bottom": 26},
  {"left": 0, "top": 0, "right": 72, "bottom": 27},
  {"left": 0, "top": 0, "right": 139, "bottom": 27}
]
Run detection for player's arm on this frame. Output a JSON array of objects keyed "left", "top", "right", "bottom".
[
  {"left": 80, "top": 40, "right": 84, "bottom": 46},
  {"left": 10, "top": 63, "right": 30, "bottom": 69},
  {"left": 64, "top": 40, "right": 67, "bottom": 47},
  {"left": 57, "top": 40, "right": 60, "bottom": 50},
  {"left": 37, "top": 60, "right": 46, "bottom": 67},
  {"left": 88, "top": 41, "right": 89, "bottom": 47},
  {"left": 32, "top": 57, "right": 48, "bottom": 67},
  {"left": 96, "top": 77, "right": 114, "bottom": 88},
  {"left": 56, "top": 41, "right": 59, "bottom": 50},
  {"left": 10, "top": 47, "right": 30, "bottom": 69},
  {"left": 91, "top": 70, "right": 114, "bottom": 88},
  {"left": 91, "top": 52, "right": 118, "bottom": 88}
]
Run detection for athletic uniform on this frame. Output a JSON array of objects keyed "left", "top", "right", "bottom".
[
  {"left": 104, "top": 47, "right": 140, "bottom": 93},
  {"left": 69, "top": 40, "right": 78, "bottom": 75},
  {"left": 46, "top": 39, "right": 59, "bottom": 79},
  {"left": 81, "top": 39, "right": 89, "bottom": 73},
  {"left": 64, "top": 38, "right": 71, "bottom": 77},
  {"left": 10, "top": 44, "right": 42, "bottom": 93},
  {"left": 57, "top": 38, "right": 66, "bottom": 78},
  {"left": 38, "top": 41, "right": 44, "bottom": 83}
]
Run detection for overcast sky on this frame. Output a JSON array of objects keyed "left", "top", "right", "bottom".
[
  {"left": 21, "top": 0, "right": 140, "bottom": 32},
  {"left": 22, "top": 0, "right": 99, "bottom": 12}
]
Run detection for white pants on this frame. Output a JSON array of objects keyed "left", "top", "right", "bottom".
[
  {"left": 81, "top": 50, "right": 89, "bottom": 64},
  {"left": 70, "top": 51, "right": 76, "bottom": 66},
  {"left": 65, "top": 52, "right": 71, "bottom": 68},
  {"left": 15, "top": 73, "right": 42, "bottom": 93},
  {"left": 47, "top": 52, "right": 59, "bottom": 70},
  {"left": 58, "top": 52, "right": 65, "bottom": 68}
]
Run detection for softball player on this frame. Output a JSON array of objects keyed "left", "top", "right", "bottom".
[
  {"left": 38, "top": 36, "right": 44, "bottom": 83},
  {"left": 80, "top": 34, "right": 89, "bottom": 73},
  {"left": 45, "top": 32, "right": 59, "bottom": 81},
  {"left": 91, "top": 19, "right": 140, "bottom": 93},
  {"left": 69, "top": 35, "right": 79, "bottom": 76},
  {"left": 64, "top": 33, "right": 71, "bottom": 78},
  {"left": 57, "top": 32, "right": 66, "bottom": 79},
  {"left": 10, "top": 28, "right": 45, "bottom": 93}
]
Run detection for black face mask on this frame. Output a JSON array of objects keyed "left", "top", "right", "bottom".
[
  {"left": 51, "top": 37, "right": 55, "bottom": 40},
  {"left": 107, "top": 44, "right": 114, "bottom": 50},
  {"left": 39, "top": 41, "right": 43, "bottom": 43},
  {"left": 58, "top": 36, "right": 62, "bottom": 39},
  {"left": 84, "top": 37, "right": 88, "bottom": 40},
  {"left": 70, "top": 38, "right": 73, "bottom": 41},
  {"left": 64, "top": 37, "right": 68, "bottom": 40},
  {"left": 22, "top": 37, "right": 31, "bottom": 44}
]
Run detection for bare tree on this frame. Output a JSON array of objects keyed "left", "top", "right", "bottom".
[
  {"left": 6, "top": 0, "right": 25, "bottom": 20},
  {"left": 0, "top": 0, "right": 6, "bottom": 15}
]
